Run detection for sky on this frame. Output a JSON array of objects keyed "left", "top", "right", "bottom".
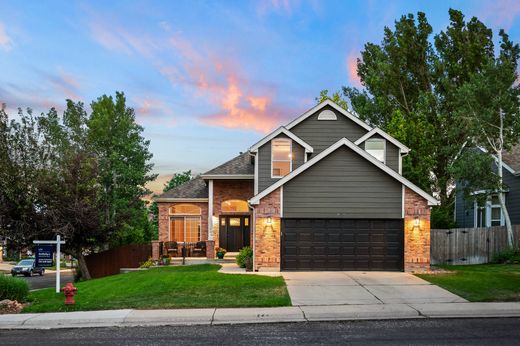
[{"left": 1, "top": 0, "right": 519, "bottom": 182}]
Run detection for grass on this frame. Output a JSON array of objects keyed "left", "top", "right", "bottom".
[
  {"left": 417, "top": 264, "right": 520, "bottom": 302},
  {"left": 23, "top": 264, "right": 291, "bottom": 313}
]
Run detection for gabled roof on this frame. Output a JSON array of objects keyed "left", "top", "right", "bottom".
[
  {"left": 201, "top": 152, "right": 254, "bottom": 179},
  {"left": 249, "top": 137, "right": 439, "bottom": 206},
  {"left": 285, "top": 99, "right": 373, "bottom": 132},
  {"left": 354, "top": 127, "right": 411, "bottom": 154},
  {"left": 502, "top": 143, "right": 520, "bottom": 175},
  {"left": 155, "top": 176, "right": 208, "bottom": 202},
  {"left": 249, "top": 126, "right": 314, "bottom": 153}
]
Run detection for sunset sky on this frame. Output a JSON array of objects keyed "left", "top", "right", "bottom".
[{"left": 1, "top": 0, "right": 519, "bottom": 179}]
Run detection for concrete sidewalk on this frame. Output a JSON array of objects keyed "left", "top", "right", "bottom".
[{"left": 1, "top": 302, "right": 520, "bottom": 329}]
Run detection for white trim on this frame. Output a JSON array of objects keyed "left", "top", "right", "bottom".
[
  {"left": 253, "top": 153, "right": 259, "bottom": 195},
  {"left": 249, "top": 137, "right": 439, "bottom": 206},
  {"left": 479, "top": 147, "right": 517, "bottom": 175},
  {"left": 280, "top": 185, "right": 284, "bottom": 218},
  {"left": 200, "top": 174, "right": 254, "bottom": 180},
  {"left": 271, "top": 138, "right": 293, "bottom": 178},
  {"left": 168, "top": 215, "right": 202, "bottom": 242},
  {"left": 354, "top": 127, "right": 411, "bottom": 153},
  {"left": 155, "top": 198, "right": 209, "bottom": 202},
  {"left": 252, "top": 207, "right": 256, "bottom": 271},
  {"left": 473, "top": 200, "right": 478, "bottom": 227},
  {"left": 285, "top": 99, "right": 372, "bottom": 132},
  {"left": 364, "top": 137, "right": 386, "bottom": 164},
  {"left": 317, "top": 109, "right": 337, "bottom": 120},
  {"left": 398, "top": 149, "right": 403, "bottom": 174},
  {"left": 208, "top": 180, "right": 214, "bottom": 241},
  {"left": 249, "top": 126, "right": 313, "bottom": 154}
]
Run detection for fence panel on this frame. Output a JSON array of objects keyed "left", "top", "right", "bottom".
[
  {"left": 431, "top": 225, "right": 520, "bottom": 265},
  {"left": 85, "top": 244, "right": 152, "bottom": 278}
]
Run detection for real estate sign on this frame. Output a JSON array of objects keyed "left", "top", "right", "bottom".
[{"left": 35, "top": 245, "right": 54, "bottom": 267}]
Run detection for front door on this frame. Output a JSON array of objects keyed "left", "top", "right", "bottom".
[{"left": 219, "top": 216, "right": 250, "bottom": 252}]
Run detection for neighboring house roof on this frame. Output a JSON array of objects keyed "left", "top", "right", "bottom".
[
  {"left": 249, "top": 137, "right": 439, "bottom": 206},
  {"left": 502, "top": 143, "right": 520, "bottom": 175},
  {"left": 354, "top": 127, "right": 411, "bottom": 154},
  {"left": 285, "top": 99, "right": 373, "bottom": 132},
  {"left": 155, "top": 176, "right": 208, "bottom": 202},
  {"left": 249, "top": 126, "right": 314, "bottom": 153},
  {"left": 201, "top": 152, "right": 254, "bottom": 179}
]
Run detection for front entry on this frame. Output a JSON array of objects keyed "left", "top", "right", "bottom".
[{"left": 219, "top": 215, "right": 250, "bottom": 252}]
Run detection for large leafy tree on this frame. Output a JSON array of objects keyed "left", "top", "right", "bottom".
[{"left": 330, "top": 9, "right": 518, "bottom": 227}]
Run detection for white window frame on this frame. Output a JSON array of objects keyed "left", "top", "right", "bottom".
[
  {"left": 473, "top": 194, "right": 504, "bottom": 228},
  {"left": 169, "top": 216, "right": 202, "bottom": 243},
  {"left": 365, "top": 138, "right": 386, "bottom": 164},
  {"left": 271, "top": 138, "right": 292, "bottom": 178}
]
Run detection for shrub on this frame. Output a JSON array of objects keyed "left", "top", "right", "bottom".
[
  {"left": 236, "top": 246, "right": 253, "bottom": 268},
  {"left": 139, "top": 257, "right": 156, "bottom": 268},
  {"left": 0, "top": 275, "right": 29, "bottom": 302},
  {"left": 492, "top": 247, "right": 520, "bottom": 264}
]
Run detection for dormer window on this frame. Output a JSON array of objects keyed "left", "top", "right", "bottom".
[
  {"left": 365, "top": 138, "right": 385, "bottom": 163},
  {"left": 271, "top": 138, "right": 292, "bottom": 177}
]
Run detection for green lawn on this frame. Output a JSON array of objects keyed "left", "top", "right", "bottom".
[
  {"left": 417, "top": 264, "right": 520, "bottom": 302},
  {"left": 23, "top": 264, "right": 291, "bottom": 313}
]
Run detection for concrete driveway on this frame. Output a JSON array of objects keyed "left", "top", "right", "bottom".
[{"left": 282, "top": 271, "right": 466, "bottom": 306}]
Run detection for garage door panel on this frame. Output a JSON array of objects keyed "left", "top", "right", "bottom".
[{"left": 281, "top": 218, "right": 404, "bottom": 271}]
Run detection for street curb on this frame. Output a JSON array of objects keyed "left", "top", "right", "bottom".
[{"left": 1, "top": 303, "right": 519, "bottom": 329}]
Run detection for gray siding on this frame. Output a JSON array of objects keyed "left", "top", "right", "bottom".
[
  {"left": 290, "top": 105, "right": 368, "bottom": 156},
  {"left": 257, "top": 134, "right": 305, "bottom": 192},
  {"left": 362, "top": 134, "right": 399, "bottom": 172},
  {"left": 454, "top": 167, "right": 520, "bottom": 227},
  {"left": 283, "top": 146, "right": 402, "bottom": 219}
]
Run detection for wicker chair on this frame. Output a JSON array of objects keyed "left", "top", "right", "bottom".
[
  {"left": 192, "top": 241, "right": 207, "bottom": 257},
  {"left": 164, "top": 241, "right": 178, "bottom": 257}
]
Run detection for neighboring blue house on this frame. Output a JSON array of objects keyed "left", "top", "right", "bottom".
[{"left": 454, "top": 144, "right": 520, "bottom": 228}]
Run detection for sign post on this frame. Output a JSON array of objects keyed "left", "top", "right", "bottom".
[{"left": 33, "top": 235, "right": 66, "bottom": 293}]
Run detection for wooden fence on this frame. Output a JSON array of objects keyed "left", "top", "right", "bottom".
[
  {"left": 431, "top": 225, "right": 520, "bottom": 265},
  {"left": 85, "top": 243, "right": 152, "bottom": 278}
]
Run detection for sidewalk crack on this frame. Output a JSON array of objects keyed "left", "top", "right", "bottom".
[
  {"left": 210, "top": 308, "right": 216, "bottom": 325},
  {"left": 20, "top": 314, "right": 40, "bottom": 326},
  {"left": 346, "top": 273, "right": 385, "bottom": 305},
  {"left": 298, "top": 305, "right": 308, "bottom": 322},
  {"left": 406, "top": 304, "right": 427, "bottom": 318}
]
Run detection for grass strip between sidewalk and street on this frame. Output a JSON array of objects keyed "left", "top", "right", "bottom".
[
  {"left": 23, "top": 264, "right": 290, "bottom": 313},
  {"left": 417, "top": 264, "right": 520, "bottom": 302}
]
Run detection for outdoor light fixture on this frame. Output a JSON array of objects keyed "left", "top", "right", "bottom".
[
  {"left": 414, "top": 216, "right": 420, "bottom": 227},
  {"left": 266, "top": 216, "right": 272, "bottom": 225}
]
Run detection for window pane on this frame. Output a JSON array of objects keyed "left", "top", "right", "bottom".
[
  {"left": 229, "top": 218, "right": 240, "bottom": 226},
  {"left": 365, "top": 139, "right": 385, "bottom": 162},
  {"left": 221, "top": 200, "right": 249, "bottom": 212},
  {"left": 170, "top": 204, "right": 201, "bottom": 215},
  {"left": 272, "top": 161, "right": 291, "bottom": 177},
  {"left": 244, "top": 218, "right": 249, "bottom": 226},
  {"left": 185, "top": 218, "right": 200, "bottom": 242},
  {"left": 491, "top": 207, "right": 501, "bottom": 220},
  {"left": 272, "top": 140, "right": 291, "bottom": 161},
  {"left": 221, "top": 218, "right": 226, "bottom": 226},
  {"left": 491, "top": 220, "right": 501, "bottom": 226},
  {"left": 171, "top": 218, "right": 185, "bottom": 242}
]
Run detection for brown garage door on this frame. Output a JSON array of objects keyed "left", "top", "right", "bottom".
[{"left": 281, "top": 219, "right": 404, "bottom": 271}]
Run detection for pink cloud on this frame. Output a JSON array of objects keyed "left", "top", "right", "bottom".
[
  {"left": 134, "top": 97, "right": 175, "bottom": 127},
  {"left": 346, "top": 53, "right": 362, "bottom": 87},
  {"left": 46, "top": 68, "right": 81, "bottom": 100},
  {"left": 0, "top": 22, "right": 12, "bottom": 51},
  {"left": 480, "top": 0, "right": 520, "bottom": 29}
]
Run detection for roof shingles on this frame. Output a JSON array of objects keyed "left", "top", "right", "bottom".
[
  {"left": 156, "top": 176, "right": 208, "bottom": 199},
  {"left": 503, "top": 144, "right": 520, "bottom": 173},
  {"left": 202, "top": 152, "right": 254, "bottom": 175}
]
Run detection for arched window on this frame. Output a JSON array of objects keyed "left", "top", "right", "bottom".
[
  {"left": 169, "top": 204, "right": 201, "bottom": 215},
  {"left": 221, "top": 200, "right": 249, "bottom": 213}
]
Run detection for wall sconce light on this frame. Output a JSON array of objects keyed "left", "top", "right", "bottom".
[
  {"left": 266, "top": 216, "right": 272, "bottom": 225},
  {"left": 414, "top": 216, "right": 420, "bottom": 228}
]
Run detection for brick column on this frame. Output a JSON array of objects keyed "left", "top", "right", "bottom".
[
  {"left": 205, "top": 240, "right": 215, "bottom": 259},
  {"left": 253, "top": 188, "right": 281, "bottom": 271},
  {"left": 151, "top": 240, "right": 161, "bottom": 261},
  {"left": 404, "top": 187, "right": 431, "bottom": 272}
]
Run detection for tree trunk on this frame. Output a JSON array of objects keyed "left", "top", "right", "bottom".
[
  {"left": 497, "top": 110, "right": 514, "bottom": 248},
  {"left": 76, "top": 250, "right": 92, "bottom": 280}
]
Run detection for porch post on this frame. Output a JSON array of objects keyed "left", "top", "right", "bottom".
[{"left": 208, "top": 179, "right": 214, "bottom": 240}]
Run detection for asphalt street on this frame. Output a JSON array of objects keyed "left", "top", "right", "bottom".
[
  {"left": 1, "top": 318, "right": 519, "bottom": 345},
  {"left": 17, "top": 271, "right": 75, "bottom": 290}
]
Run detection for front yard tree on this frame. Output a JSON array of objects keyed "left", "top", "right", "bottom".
[
  {"left": 452, "top": 39, "right": 520, "bottom": 247},
  {"left": 335, "top": 9, "right": 518, "bottom": 227}
]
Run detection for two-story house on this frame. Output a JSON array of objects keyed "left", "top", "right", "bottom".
[
  {"left": 156, "top": 100, "right": 438, "bottom": 272},
  {"left": 454, "top": 144, "right": 520, "bottom": 228}
]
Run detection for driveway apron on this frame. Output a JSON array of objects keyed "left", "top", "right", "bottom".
[{"left": 282, "top": 271, "right": 466, "bottom": 306}]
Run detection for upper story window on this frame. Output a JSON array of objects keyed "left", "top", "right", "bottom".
[
  {"left": 475, "top": 195, "right": 504, "bottom": 227},
  {"left": 221, "top": 200, "right": 249, "bottom": 213},
  {"left": 365, "top": 138, "right": 386, "bottom": 163},
  {"left": 271, "top": 138, "right": 292, "bottom": 178}
]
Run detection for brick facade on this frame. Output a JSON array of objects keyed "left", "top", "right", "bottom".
[
  {"left": 211, "top": 180, "right": 254, "bottom": 248},
  {"left": 404, "top": 187, "right": 431, "bottom": 272},
  {"left": 253, "top": 188, "right": 281, "bottom": 271},
  {"left": 158, "top": 202, "right": 209, "bottom": 242}
]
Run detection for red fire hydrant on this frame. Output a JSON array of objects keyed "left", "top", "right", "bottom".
[{"left": 61, "top": 282, "right": 78, "bottom": 305}]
